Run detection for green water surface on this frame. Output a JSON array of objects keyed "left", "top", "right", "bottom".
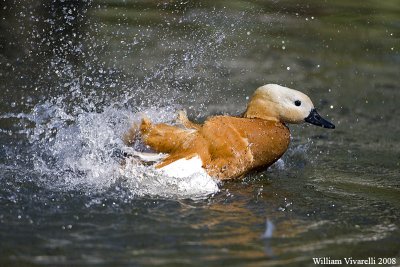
[{"left": 0, "top": 0, "right": 399, "bottom": 266}]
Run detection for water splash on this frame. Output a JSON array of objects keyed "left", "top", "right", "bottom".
[{"left": 21, "top": 100, "right": 219, "bottom": 199}]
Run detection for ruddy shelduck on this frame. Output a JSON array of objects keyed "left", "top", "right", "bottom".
[{"left": 123, "top": 84, "right": 335, "bottom": 180}]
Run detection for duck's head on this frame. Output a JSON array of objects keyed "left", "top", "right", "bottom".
[{"left": 244, "top": 84, "right": 335, "bottom": 129}]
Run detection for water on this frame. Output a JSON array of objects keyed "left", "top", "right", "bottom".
[{"left": 1, "top": 0, "right": 399, "bottom": 266}]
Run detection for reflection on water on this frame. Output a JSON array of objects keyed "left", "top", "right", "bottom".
[{"left": 1, "top": 0, "right": 399, "bottom": 266}]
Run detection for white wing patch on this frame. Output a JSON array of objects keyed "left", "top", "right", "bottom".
[{"left": 159, "top": 156, "right": 206, "bottom": 178}]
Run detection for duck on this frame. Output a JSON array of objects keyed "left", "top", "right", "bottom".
[{"left": 123, "top": 84, "right": 335, "bottom": 180}]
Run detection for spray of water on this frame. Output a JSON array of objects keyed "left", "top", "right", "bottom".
[{"left": 19, "top": 100, "right": 219, "bottom": 198}]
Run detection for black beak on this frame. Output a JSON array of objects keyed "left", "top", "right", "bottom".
[{"left": 305, "top": 109, "right": 335, "bottom": 129}]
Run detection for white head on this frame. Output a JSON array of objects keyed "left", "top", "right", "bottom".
[{"left": 244, "top": 84, "right": 335, "bottom": 129}]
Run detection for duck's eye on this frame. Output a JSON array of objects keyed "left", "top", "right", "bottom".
[{"left": 294, "top": 100, "right": 301, "bottom": 106}]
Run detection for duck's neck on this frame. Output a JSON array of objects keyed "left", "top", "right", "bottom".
[{"left": 243, "top": 98, "right": 280, "bottom": 122}]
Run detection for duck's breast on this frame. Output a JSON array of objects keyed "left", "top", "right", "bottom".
[{"left": 243, "top": 119, "right": 290, "bottom": 168}]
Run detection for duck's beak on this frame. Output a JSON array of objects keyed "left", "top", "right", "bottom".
[{"left": 305, "top": 109, "right": 335, "bottom": 129}]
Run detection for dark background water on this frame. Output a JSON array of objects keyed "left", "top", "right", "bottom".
[{"left": 1, "top": 0, "right": 399, "bottom": 266}]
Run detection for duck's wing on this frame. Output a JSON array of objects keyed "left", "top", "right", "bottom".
[
  {"left": 200, "top": 116, "right": 255, "bottom": 179},
  {"left": 140, "top": 117, "right": 197, "bottom": 154}
]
